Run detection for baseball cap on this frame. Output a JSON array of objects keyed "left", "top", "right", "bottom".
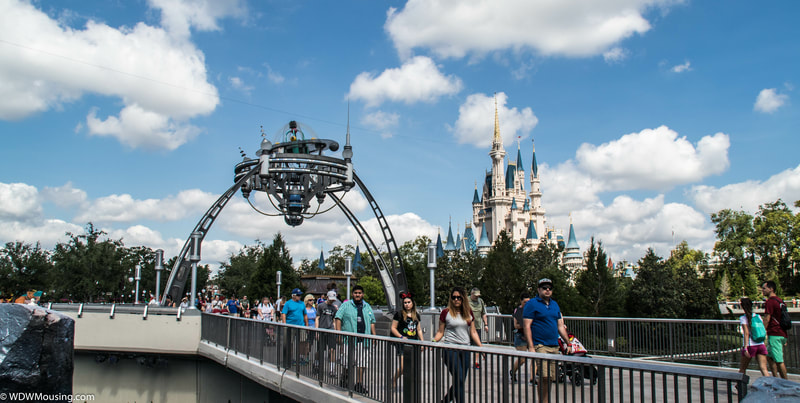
[
  {"left": 538, "top": 278, "right": 553, "bottom": 287},
  {"left": 291, "top": 288, "right": 303, "bottom": 296},
  {"left": 327, "top": 290, "right": 337, "bottom": 300}
]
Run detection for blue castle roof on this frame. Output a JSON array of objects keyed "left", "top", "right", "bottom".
[
  {"left": 526, "top": 220, "right": 538, "bottom": 240},
  {"left": 477, "top": 223, "right": 491, "bottom": 248},
  {"left": 444, "top": 222, "right": 457, "bottom": 251},
  {"left": 463, "top": 226, "right": 477, "bottom": 252}
]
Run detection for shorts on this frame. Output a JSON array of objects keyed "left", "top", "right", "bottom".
[
  {"left": 513, "top": 332, "right": 527, "bottom": 348},
  {"left": 321, "top": 332, "right": 337, "bottom": 350},
  {"left": 534, "top": 344, "right": 560, "bottom": 378},
  {"left": 394, "top": 339, "right": 419, "bottom": 355},
  {"left": 767, "top": 336, "right": 786, "bottom": 363},
  {"left": 742, "top": 344, "right": 767, "bottom": 357}
]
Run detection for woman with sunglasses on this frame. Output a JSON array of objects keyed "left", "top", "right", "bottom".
[
  {"left": 433, "top": 287, "right": 483, "bottom": 403},
  {"left": 391, "top": 291, "right": 424, "bottom": 389}
]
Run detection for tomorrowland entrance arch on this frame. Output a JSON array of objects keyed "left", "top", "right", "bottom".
[{"left": 161, "top": 121, "right": 408, "bottom": 312}]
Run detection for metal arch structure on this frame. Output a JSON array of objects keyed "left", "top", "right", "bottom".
[
  {"left": 160, "top": 123, "right": 408, "bottom": 312},
  {"left": 161, "top": 167, "right": 260, "bottom": 305}
]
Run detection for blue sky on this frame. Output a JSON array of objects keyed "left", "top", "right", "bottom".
[{"left": 0, "top": 0, "right": 798, "bottom": 270}]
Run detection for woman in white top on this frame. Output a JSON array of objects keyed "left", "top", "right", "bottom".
[
  {"left": 433, "top": 287, "right": 483, "bottom": 403},
  {"left": 737, "top": 297, "right": 769, "bottom": 376},
  {"left": 258, "top": 297, "right": 275, "bottom": 321}
]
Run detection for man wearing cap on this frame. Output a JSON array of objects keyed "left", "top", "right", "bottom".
[
  {"left": 282, "top": 288, "right": 308, "bottom": 326},
  {"left": 335, "top": 285, "right": 376, "bottom": 394},
  {"left": 523, "top": 278, "right": 571, "bottom": 402},
  {"left": 468, "top": 287, "right": 488, "bottom": 369},
  {"left": 317, "top": 290, "right": 340, "bottom": 377}
]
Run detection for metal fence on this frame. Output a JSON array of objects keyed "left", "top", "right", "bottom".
[
  {"left": 472, "top": 313, "right": 800, "bottom": 371},
  {"left": 201, "top": 313, "right": 748, "bottom": 402}
]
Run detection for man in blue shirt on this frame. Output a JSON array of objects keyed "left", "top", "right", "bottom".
[
  {"left": 334, "top": 285, "right": 375, "bottom": 394},
  {"left": 523, "top": 278, "right": 571, "bottom": 402},
  {"left": 282, "top": 288, "right": 308, "bottom": 326}
]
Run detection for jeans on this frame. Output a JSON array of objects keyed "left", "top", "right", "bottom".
[{"left": 442, "top": 349, "right": 470, "bottom": 403}]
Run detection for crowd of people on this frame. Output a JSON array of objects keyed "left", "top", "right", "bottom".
[{"left": 196, "top": 278, "right": 791, "bottom": 401}]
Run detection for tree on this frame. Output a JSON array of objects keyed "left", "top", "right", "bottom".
[
  {"left": 711, "top": 209, "right": 757, "bottom": 298},
  {"left": 666, "top": 241, "right": 719, "bottom": 319},
  {"left": 479, "top": 231, "right": 528, "bottom": 313},
  {"left": 357, "top": 275, "right": 384, "bottom": 306},
  {"left": 627, "top": 249, "right": 682, "bottom": 318},
  {"left": 50, "top": 223, "right": 129, "bottom": 303},
  {"left": 0, "top": 241, "right": 52, "bottom": 299},
  {"left": 575, "top": 238, "right": 625, "bottom": 316},
  {"left": 752, "top": 200, "right": 795, "bottom": 293}
]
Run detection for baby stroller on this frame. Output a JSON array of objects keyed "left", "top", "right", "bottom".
[{"left": 557, "top": 329, "right": 598, "bottom": 387}]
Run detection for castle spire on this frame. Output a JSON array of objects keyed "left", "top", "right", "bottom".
[
  {"left": 493, "top": 94, "right": 502, "bottom": 147},
  {"left": 531, "top": 140, "right": 538, "bottom": 178}
]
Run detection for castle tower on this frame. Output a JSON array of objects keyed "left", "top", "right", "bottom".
[{"left": 528, "top": 141, "right": 546, "bottom": 247}]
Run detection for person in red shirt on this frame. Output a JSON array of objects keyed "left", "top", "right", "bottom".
[{"left": 761, "top": 281, "right": 788, "bottom": 379}]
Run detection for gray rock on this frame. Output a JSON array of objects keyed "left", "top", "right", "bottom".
[
  {"left": 742, "top": 376, "right": 800, "bottom": 402},
  {"left": 0, "top": 304, "right": 74, "bottom": 397}
]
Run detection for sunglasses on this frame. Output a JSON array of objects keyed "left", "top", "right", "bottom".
[
  {"left": 451, "top": 295, "right": 463, "bottom": 301},
  {"left": 400, "top": 292, "right": 412, "bottom": 299},
  {"left": 539, "top": 286, "right": 553, "bottom": 291}
]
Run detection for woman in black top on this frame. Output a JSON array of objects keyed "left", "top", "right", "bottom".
[{"left": 390, "top": 292, "right": 423, "bottom": 389}]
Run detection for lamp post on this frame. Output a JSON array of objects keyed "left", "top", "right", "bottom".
[
  {"left": 345, "top": 257, "right": 352, "bottom": 300},
  {"left": 427, "top": 242, "right": 437, "bottom": 310},
  {"left": 154, "top": 249, "right": 164, "bottom": 306},
  {"left": 276, "top": 270, "right": 282, "bottom": 301},
  {"left": 134, "top": 264, "right": 142, "bottom": 304},
  {"left": 189, "top": 231, "right": 202, "bottom": 309}
]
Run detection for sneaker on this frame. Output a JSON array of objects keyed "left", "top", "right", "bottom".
[
  {"left": 529, "top": 378, "right": 537, "bottom": 385},
  {"left": 509, "top": 370, "right": 517, "bottom": 383},
  {"left": 354, "top": 382, "right": 369, "bottom": 394},
  {"left": 474, "top": 362, "right": 481, "bottom": 369}
]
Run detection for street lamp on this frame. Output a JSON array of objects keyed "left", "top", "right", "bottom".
[
  {"left": 276, "top": 270, "right": 282, "bottom": 301},
  {"left": 189, "top": 231, "right": 202, "bottom": 309},
  {"left": 427, "top": 242, "right": 437, "bottom": 310},
  {"left": 134, "top": 264, "right": 142, "bottom": 304},
  {"left": 154, "top": 249, "right": 164, "bottom": 306},
  {"left": 345, "top": 257, "right": 353, "bottom": 300}
]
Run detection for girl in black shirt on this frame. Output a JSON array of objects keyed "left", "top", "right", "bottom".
[{"left": 390, "top": 292, "right": 424, "bottom": 389}]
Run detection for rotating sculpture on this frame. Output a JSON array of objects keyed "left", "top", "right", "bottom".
[{"left": 161, "top": 120, "right": 408, "bottom": 311}]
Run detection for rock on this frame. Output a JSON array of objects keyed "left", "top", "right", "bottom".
[
  {"left": 742, "top": 376, "right": 800, "bottom": 402},
  {"left": 0, "top": 304, "right": 74, "bottom": 396}
]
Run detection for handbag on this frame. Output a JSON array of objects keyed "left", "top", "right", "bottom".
[{"left": 750, "top": 314, "right": 766, "bottom": 343}]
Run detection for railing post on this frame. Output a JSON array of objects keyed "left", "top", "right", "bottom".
[
  {"left": 403, "top": 343, "right": 421, "bottom": 403},
  {"left": 226, "top": 317, "right": 231, "bottom": 351},
  {"left": 607, "top": 319, "right": 616, "bottom": 354},
  {"left": 668, "top": 321, "right": 674, "bottom": 361}
]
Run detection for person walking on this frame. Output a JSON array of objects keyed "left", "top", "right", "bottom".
[
  {"left": 510, "top": 291, "right": 532, "bottom": 384},
  {"left": 468, "top": 288, "right": 488, "bottom": 369},
  {"left": 737, "top": 297, "right": 770, "bottom": 377},
  {"left": 240, "top": 296, "right": 250, "bottom": 318},
  {"left": 282, "top": 289, "right": 308, "bottom": 326},
  {"left": 761, "top": 281, "right": 788, "bottom": 379},
  {"left": 523, "top": 278, "right": 571, "bottom": 402},
  {"left": 335, "top": 285, "right": 376, "bottom": 395},
  {"left": 433, "top": 287, "right": 484, "bottom": 403},
  {"left": 316, "top": 290, "right": 339, "bottom": 377},
  {"left": 390, "top": 291, "right": 424, "bottom": 389}
]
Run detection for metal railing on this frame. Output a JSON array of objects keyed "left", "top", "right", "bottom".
[
  {"left": 472, "top": 313, "right": 800, "bottom": 372},
  {"left": 201, "top": 313, "right": 748, "bottom": 402}
]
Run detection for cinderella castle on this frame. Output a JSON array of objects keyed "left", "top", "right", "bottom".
[{"left": 440, "top": 99, "right": 583, "bottom": 275}]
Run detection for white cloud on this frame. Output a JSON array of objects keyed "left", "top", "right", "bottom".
[
  {"left": 539, "top": 161, "right": 604, "bottom": 216},
  {"left": 229, "top": 76, "right": 254, "bottom": 93},
  {"left": 449, "top": 92, "right": 538, "bottom": 148},
  {"left": 0, "top": 219, "right": 83, "bottom": 249},
  {"left": 575, "top": 126, "right": 729, "bottom": 190},
  {"left": 86, "top": 105, "right": 203, "bottom": 150},
  {"left": 361, "top": 110, "right": 399, "bottom": 139},
  {"left": 147, "top": 0, "right": 247, "bottom": 39},
  {"left": 688, "top": 164, "right": 800, "bottom": 214},
  {"left": 0, "top": 0, "right": 222, "bottom": 149},
  {"left": 670, "top": 61, "right": 691, "bottom": 73},
  {"left": 41, "top": 182, "right": 88, "bottom": 209},
  {"left": 385, "top": 0, "right": 680, "bottom": 59},
  {"left": 550, "top": 197, "right": 715, "bottom": 264},
  {"left": 75, "top": 189, "right": 217, "bottom": 223},
  {"left": 754, "top": 88, "right": 789, "bottom": 114},
  {"left": 603, "top": 47, "right": 628, "bottom": 64},
  {"left": 0, "top": 182, "right": 42, "bottom": 221},
  {"left": 263, "top": 64, "right": 286, "bottom": 84},
  {"left": 348, "top": 56, "right": 463, "bottom": 107}
]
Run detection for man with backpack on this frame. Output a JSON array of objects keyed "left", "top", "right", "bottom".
[{"left": 761, "top": 280, "right": 790, "bottom": 379}]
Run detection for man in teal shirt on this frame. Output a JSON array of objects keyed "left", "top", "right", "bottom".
[{"left": 334, "top": 285, "right": 375, "bottom": 394}]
